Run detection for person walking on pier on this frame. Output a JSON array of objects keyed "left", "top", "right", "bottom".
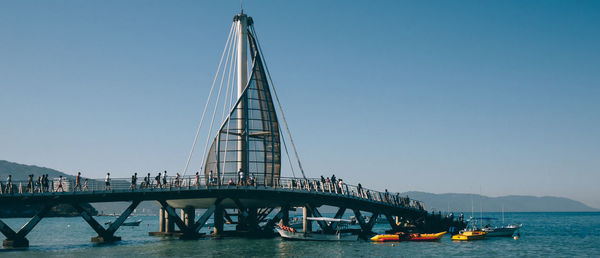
[
  {"left": 162, "top": 171, "right": 168, "bottom": 188},
  {"left": 238, "top": 168, "right": 245, "bottom": 186},
  {"left": 40, "top": 174, "right": 44, "bottom": 192},
  {"left": 155, "top": 172, "right": 161, "bottom": 188},
  {"left": 337, "top": 178, "right": 344, "bottom": 194},
  {"left": 27, "top": 174, "right": 33, "bottom": 193},
  {"left": 331, "top": 174, "right": 337, "bottom": 189},
  {"left": 105, "top": 173, "right": 111, "bottom": 191},
  {"left": 357, "top": 183, "right": 363, "bottom": 198},
  {"left": 44, "top": 174, "right": 50, "bottom": 192},
  {"left": 36, "top": 176, "right": 42, "bottom": 193},
  {"left": 6, "top": 175, "right": 13, "bottom": 194},
  {"left": 83, "top": 178, "right": 89, "bottom": 191},
  {"left": 130, "top": 173, "right": 138, "bottom": 190},
  {"left": 57, "top": 175, "right": 65, "bottom": 192},
  {"left": 74, "top": 172, "right": 82, "bottom": 192},
  {"left": 195, "top": 172, "right": 200, "bottom": 187},
  {"left": 41, "top": 174, "right": 46, "bottom": 192},
  {"left": 142, "top": 174, "right": 149, "bottom": 189},
  {"left": 174, "top": 173, "right": 180, "bottom": 187},
  {"left": 248, "top": 172, "right": 255, "bottom": 186}
]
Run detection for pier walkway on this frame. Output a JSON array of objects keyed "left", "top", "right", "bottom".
[{"left": 0, "top": 176, "right": 427, "bottom": 248}]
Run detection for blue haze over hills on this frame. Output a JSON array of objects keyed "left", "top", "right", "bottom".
[{"left": 0, "top": 1, "right": 598, "bottom": 209}]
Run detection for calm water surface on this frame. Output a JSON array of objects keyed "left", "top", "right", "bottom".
[{"left": 1, "top": 212, "right": 598, "bottom": 257}]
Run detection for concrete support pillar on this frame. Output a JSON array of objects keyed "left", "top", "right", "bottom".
[
  {"left": 159, "top": 207, "right": 174, "bottom": 233},
  {"left": 280, "top": 207, "right": 290, "bottom": 226},
  {"left": 302, "top": 207, "right": 311, "bottom": 233},
  {"left": 2, "top": 238, "right": 29, "bottom": 248},
  {"left": 248, "top": 208, "right": 258, "bottom": 231},
  {"left": 214, "top": 207, "right": 224, "bottom": 235},
  {"left": 166, "top": 209, "right": 175, "bottom": 233},
  {"left": 159, "top": 207, "right": 166, "bottom": 232},
  {"left": 181, "top": 206, "right": 195, "bottom": 227}
]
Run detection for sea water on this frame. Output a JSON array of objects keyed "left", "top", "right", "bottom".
[{"left": 0, "top": 212, "right": 598, "bottom": 257}]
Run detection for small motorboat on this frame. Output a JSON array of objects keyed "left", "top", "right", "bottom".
[
  {"left": 122, "top": 219, "right": 142, "bottom": 226},
  {"left": 104, "top": 219, "right": 142, "bottom": 227},
  {"left": 469, "top": 217, "right": 522, "bottom": 237},
  {"left": 451, "top": 230, "right": 487, "bottom": 241},
  {"left": 276, "top": 217, "right": 358, "bottom": 241},
  {"left": 481, "top": 223, "right": 522, "bottom": 237}
]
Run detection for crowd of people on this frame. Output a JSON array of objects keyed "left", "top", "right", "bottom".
[
  {"left": 0, "top": 170, "right": 425, "bottom": 210},
  {"left": 0, "top": 173, "right": 89, "bottom": 194}
]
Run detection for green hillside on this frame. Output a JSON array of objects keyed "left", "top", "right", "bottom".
[{"left": 0, "top": 160, "right": 75, "bottom": 181}]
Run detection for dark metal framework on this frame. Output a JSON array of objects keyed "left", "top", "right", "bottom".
[{"left": 204, "top": 29, "right": 281, "bottom": 186}]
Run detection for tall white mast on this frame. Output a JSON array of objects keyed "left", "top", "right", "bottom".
[
  {"left": 236, "top": 12, "right": 248, "bottom": 99},
  {"left": 234, "top": 12, "right": 250, "bottom": 174}
]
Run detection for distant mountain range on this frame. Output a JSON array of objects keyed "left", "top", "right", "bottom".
[
  {"left": 0, "top": 160, "right": 77, "bottom": 181},
  {"left": 1, "top": 160, "right": 597, "bottom": 213},
  {"left": 401, "top": 191, "right": 598, "bottom": 212}
]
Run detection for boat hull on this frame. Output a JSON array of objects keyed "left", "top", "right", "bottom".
[
  {"left": 452, "top": 231, "right": 486, "bottom": 241},
  {"left": 482, "top": 226, "right": 521, "bottom": 237},
  {"left": 276, "top": 228, "right": 358, "bottom": 241}
]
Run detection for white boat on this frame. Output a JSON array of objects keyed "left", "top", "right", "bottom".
[
  {"left": 473, "top": 217, "right": 521, "bottom": 237},
  {"left": 122, "top": 219, "right": 142, "bottom": 227},
  {"left": 481, "top": 223, "right": 522, "bottom": 237},
  {"left": 275, "top": 217, "right": 358, "bottom": 241}
]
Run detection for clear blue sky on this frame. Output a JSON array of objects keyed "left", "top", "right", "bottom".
[{"left": 1, "top": 1, "right": 598, "bottom": 208}]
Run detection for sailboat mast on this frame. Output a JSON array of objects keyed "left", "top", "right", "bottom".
[{"left": 234, "top": 12, "right": 250, "bottom": 175}]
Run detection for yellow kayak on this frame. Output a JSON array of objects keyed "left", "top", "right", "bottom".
[
  {"left": 452, "top": 230, "right": 487, "bottom": 241},
  {"left": 371, "top": 231, "right": 447, "bottom": 242},
  {"left": 370, "top": 234, "right": 401, "bottom": 242}
]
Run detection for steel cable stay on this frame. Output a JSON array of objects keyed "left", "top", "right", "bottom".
[
  {"left": 198, "top": 24, "right": 239, "bottom": 175},
  {"left": 250, "top": 25, "right": 307, "bottom": 180},
  {"left": 183, "top": 23, "right": 235, "bottom": 177},
  {"left": 220, "top": 31, "right": 239, "bottom": 181}
]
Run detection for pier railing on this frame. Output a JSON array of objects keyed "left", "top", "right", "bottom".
[{"left": 0, "top": 175, "right": 425, "bottom": 211}]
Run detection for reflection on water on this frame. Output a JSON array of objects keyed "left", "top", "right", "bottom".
[{"left": 0, "top": 212, "right": 599, "bottom": 257}]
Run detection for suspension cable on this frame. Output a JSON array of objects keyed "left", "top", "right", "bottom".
[
  {"left": 198, "top": 23, "right": 238, "bottom": 174},
  {"left": 183, "top": 23, "right": 235, "bottom": 176},
  {"left": 220, "top": 27, "right": 239, "bottom": 179},
  {"left": 280, "top": 127, "right": 297, "bottom": 178},
  {"left": 250, "top": 25, "right": 307, "bottom": 179}
]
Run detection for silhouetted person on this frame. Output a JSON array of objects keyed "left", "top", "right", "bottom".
[
  {"left": 74, "top": 172, "right": 82, "bottom": 192},
  {"left": 105, "top": 173, "right": 111, "bottom": 190},
  {"left": 57, "top": 176, "right": 64, "bottom": 192}
]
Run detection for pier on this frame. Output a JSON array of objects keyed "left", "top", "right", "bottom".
[
  {"left": 0, "top": 11, "right": 468, "bottom": 249},
  {"left": 0, "top": 175, "right": 453, "bottom": 248}
]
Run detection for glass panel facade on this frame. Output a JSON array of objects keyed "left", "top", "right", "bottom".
[{"left": 204, "top": 31, "right": 281, "bottom": 186}]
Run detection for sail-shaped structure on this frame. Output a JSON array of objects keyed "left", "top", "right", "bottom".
[{"left": 203, "top": 18, "right": 281, "bottom": 186}]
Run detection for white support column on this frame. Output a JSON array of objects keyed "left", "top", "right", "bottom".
[
  {"left": 236, "top": 14, "right": 248, "bottom": 99},
  {"left": 235, "top": 13, "right": 249, "bottom": 174}
]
